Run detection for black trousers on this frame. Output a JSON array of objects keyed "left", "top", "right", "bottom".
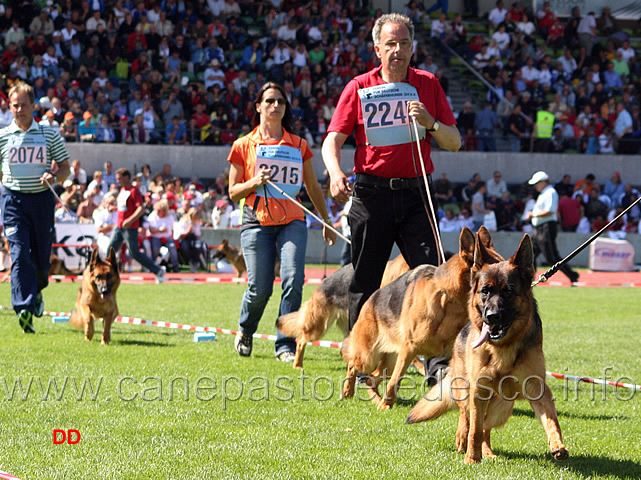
[
  {"left": 348, "top": 180, "right": 438, "bottom": 329},
  {"left": 532, "top": 221, "right": 578, "bottom": 282}
]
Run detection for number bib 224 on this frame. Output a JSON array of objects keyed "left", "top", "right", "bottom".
[
  {"left": 358, "top": 83, "right": 426, "bottom": 147},
  {"left": 255, "top": 144, "right": 303, "bottom": 200}
]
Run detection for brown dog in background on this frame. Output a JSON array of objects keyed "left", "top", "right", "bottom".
[
  {"left": 406, "top": 234, "right": 568, "bottom": 464},
  {"left": 212, "top": 239, "right": 246, "bottom": 277},
  {"left": 212, "top": 239, "right": 280, "bottom": 278},
  {"left": 70, "top": 247, "right": 120, "bottom": 345},
  {"left": 341, "top": 227, "right": 503, "bottom": 410}
]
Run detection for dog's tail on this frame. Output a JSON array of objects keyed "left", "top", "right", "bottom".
[
  {"left": 406, "top": 374, "right": 457, "bottom": 424},
  {"left": 276, "top": 293, "right": 314, "bottom": 339},
  {"left": 69, "top": 289, "right": 84, "bottom": 330}
]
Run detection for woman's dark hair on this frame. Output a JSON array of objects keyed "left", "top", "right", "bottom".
[{"left": 251, "top": 81, "right": 293, "bottom": 132}]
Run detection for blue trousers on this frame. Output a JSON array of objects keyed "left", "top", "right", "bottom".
[
  {"left": 238, "top": 220, "right": 307, "bottom": 356},
  {"left": 108, "top": 227, "right": 162, "bottom": 274},
  {"left": 1, "top": 189, "right": 55, "bottom": 314}
]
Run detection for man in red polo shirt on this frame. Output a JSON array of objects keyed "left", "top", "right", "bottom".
[
  {"left": 322, "top": 12, "right": 460, "bottom": 330},
  {"left": 107, "top": 168, "right": 166, "bottom": 283}
]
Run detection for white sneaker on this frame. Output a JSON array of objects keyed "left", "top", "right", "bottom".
[{"left": 155, "top": 266, "right": 167, "bottom": 284}]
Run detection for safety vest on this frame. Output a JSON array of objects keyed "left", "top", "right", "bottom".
[{"left": 536, "top": 110, "right": 555, "bottom": 139}]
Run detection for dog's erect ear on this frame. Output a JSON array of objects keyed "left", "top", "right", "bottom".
[
  {"left": 511, "top": 234, "right": 535, "bottom": 281},
  {"left": 107, "top": 247, "right": 118, "bottom": 267},
  {"left": 221, "top": 239, "right": 228, "bottom": 247},
  {"left": 459, "top": 227, "right": 475, "bottom": 266},
  {"left": 477, "top": 225, "right": 494, "bottom": 250},
  {"left": 90, "top": 246, "right": 100, "bottom": 265}
]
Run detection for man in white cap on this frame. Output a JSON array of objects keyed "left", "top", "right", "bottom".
[{"left": 527, "top": 171, "right": 579, "bottom": 284}]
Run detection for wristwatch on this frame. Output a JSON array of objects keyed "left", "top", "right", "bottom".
[{"left": 428, "top": 121, "right": 440, "bottom": 132}]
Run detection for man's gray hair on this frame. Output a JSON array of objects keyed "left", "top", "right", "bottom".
[{"left": 372, "top": 13, "right": 414, "bottom": 45}]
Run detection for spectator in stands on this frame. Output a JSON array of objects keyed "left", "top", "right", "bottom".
[
  {"left": 68, "top": 159, "right": 88, "bottom": 185},
  {"left": 558, "top": 191, "right": 583, "bottom": 232},
  {"left": 174, "top": 207, "right": 206, "bottom": 272},
  {"left": 439, "top": 207, "right": 460, "bottom": 232},
  {"left": 486, "top": 170, "right": 508, "bottom": 200},
  {"left": 95, "top": 114, "right": 115, "bottom": 143},
  {"left": 434, "top": 172, "right": 456, "bottom": 205},
  {"left": 78, "top": 110, "right": 97, "bottom": 142},
  {"left": 60, "top": 111, "right": 78, "bottom": 142},
  {"left": 604, "top": 172, "right": 625, "bottom": 206},
  {"left": 536, "top": 1, "right": 556, "bottom": 37},
  {"left": 614, "top": 102, "right": 635, "bottom": 154},
  {"left": 475, "top": 102, "right": 499, "bottom": 152},
  {"left": 508, "top": 103, "right": 530, "bottom": 152},
  {"left": 577, "top": 11, "right": 597, "bottom": 56},
  {"left": 488, "top": 0, "right": 507, "bottom": 31},
  {"left": 146, "top": 199, "right": 179, "bottom": 273},
  {"left": 471, "top": 181, "right": 491, "bottom": 231},
  {"left": 132, "top": 114, "right": 151, "bottom": 144},
  {"left": 533, "top": 103, "right": 555, "bottom": 152},
  {"left": 457, "top": 102, "right": 477, "bottom": 151},
  {"left": 596, "top": 6, "right": 617, "bottom": 36},
  {"left": 166, "top": 116, "right": 188, "bottom": 145}
]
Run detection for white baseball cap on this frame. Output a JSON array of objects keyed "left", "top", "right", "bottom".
[{"left": 528, "top": 171, "right": 549, "bottom": 185}]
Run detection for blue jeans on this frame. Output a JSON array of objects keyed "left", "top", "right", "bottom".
[
  {"left": 150, "top": 236, "right": 178, "bottom": 269},
  {"left": 108, "top": 227, "right": 162, "bottom": 274},
  {"left": 238, "top": 220, "right": 307, "bottom": 356},
  {"left": 1, "top": 189, "right": 55, "bottom": 314}
]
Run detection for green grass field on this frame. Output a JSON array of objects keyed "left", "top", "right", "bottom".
[{"left": 1, "top": 282, "right": 640, "bottom": 479}]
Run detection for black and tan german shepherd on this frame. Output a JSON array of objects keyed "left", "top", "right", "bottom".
[
  {"left": 407, "top": 234, "right": 568, "bottom": 464},
  {"left": 70, "top": 247, "right": 120, "bottom": 345},
  {"left": 212, "top": 239, "right": 247, "bottom": 277},
  {"left": 276, "top": 254, "right": 410, "bottom": 369},
  {"left": 341, "top": 227, "right": 503, "bottom": 410}
]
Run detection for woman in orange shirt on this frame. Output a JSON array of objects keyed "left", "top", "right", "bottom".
[{"left": 227, "top": 82, "right": 336, "bottom": 362}]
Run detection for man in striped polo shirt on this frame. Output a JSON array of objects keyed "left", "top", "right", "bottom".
[{"left": 0, "top": 82, "right": 70, "bottom": 333}]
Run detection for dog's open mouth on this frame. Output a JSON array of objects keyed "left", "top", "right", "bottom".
[
  {"left": 100, "top": 292, "right": 113, "bottom": 301},
  {"left": 471, "top": 322, "right": 511, "bottom": 348}
]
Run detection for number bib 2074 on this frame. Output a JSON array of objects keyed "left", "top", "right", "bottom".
[
  {"left": 6, "top": 134, "right": 48, "bottom": 177},
  {"left": 255, "top": 144, "right": 303, "bottom": 200},
  {"left": 358, "top": 83, "right": 426, "bottom": 147}
]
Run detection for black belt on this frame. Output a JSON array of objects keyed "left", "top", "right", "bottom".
[{"left": 356, "top": 173, "right": 431, "bottom": 191}]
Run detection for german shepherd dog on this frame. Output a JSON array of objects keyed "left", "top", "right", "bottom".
[
  {"left": 212, "top": 239, "right": 246, "bottom": 277},
  {"left": 341, "top": 227, "right": 503, "bottom": 410},
  {"left": 406, "top": 235, "right": 568, "bottom": 464},
  {"left": 212, "top": 238, "right": 281, "bottom": 278},
  {"left": 69, "top": 247, "right": 120, "bottom": 345},
  {"left": 276, "top": 255, "right": 410, "bottom": 369}
]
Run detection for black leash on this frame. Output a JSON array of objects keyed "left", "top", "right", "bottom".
[{"left": 532, "top": 195, "right": 641, "bottom": 287}]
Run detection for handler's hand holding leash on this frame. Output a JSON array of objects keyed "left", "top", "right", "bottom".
[
  {"left": 407, "top": 101, "right": 446, "bottom": 265},
  {"left": 329, "top": 173, "right": 352, "bottom": 205},
  {"left": 267, "top": 180, "right": 341, "bottom": 246}
]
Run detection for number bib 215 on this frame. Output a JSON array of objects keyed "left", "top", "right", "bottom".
[
  {"left": 255, "top": 144, "right": 303, "bottom": 200},
  {"left": 358, "top": 82, "right": 426, "bottom": 147}
]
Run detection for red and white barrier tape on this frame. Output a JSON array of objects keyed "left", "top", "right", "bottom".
[
  {"left": 546, "top": 371, "right": 641, "bottom": 391},
  {"left": 6, "top": 306, "right": 638, "bottom": 385},
  {"left": 0, "top": 306, "right": 342, "bottom": 349},
  {"left": 0, "top": 470, "right": 21, "bottom": 480}
]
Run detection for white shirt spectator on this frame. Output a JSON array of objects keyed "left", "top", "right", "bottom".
[
  {"left": 492, "top": 30, "right": 510, "bottom": 52},
  {"left": 521, "top": 65, "right": 540, "bottom": 83},
  {"left": 207, "top": 0, "right": 225, "bottom": 16},
  {"left": 577, "top": 14, "right": 596, "bottom": 35},
  {"left": 0, "top": 107, "right": 13, "bottom": 127},
  {"left": 617, "top": 46, "right": 635, "bottom": 63},
  {"left": 516, "top": 20, "right": 536, "bottom": 36},
  {"left": 488, "top": 6, "right": 507, "bottom": 26}
]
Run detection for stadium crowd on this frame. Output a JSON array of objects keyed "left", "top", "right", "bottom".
[{"left": 0, "top": 1, "right": 640, "bottom": 274}]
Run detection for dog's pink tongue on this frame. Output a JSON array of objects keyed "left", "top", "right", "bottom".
[
  {"left": 471, "top": 323, "right": 490, "bottom": 349},
  {"left": 101, "top": 293, "right": 112, "bottom": 301}
]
